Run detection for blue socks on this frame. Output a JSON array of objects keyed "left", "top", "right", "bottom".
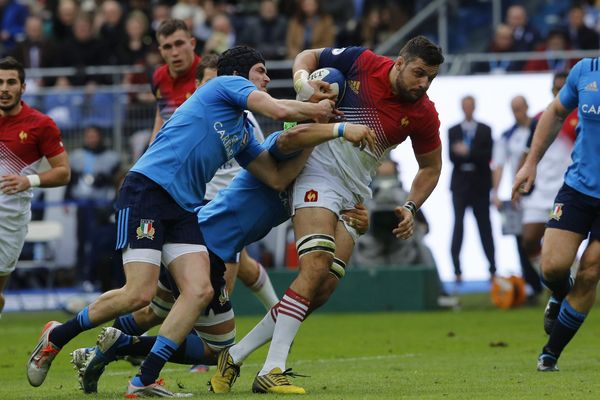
[
  {"left": 113, "top": 314, "right": 146, "bottom": 336},
  {"left": 543, "top": 300, "right": 587, "bottom": 359},
  {"left": 49, "top": 306, "right": 97, "bottom": 348},
  {"left": 133, "top": 335, "right": 179, "bottom": 387}
]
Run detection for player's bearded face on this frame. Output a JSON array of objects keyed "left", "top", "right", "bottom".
[
  {"left": 394, "top": 58, "right": 438, "bottom": 102},
  {"left": 0, "top": 70, "right": 24, "bottom": 112}
]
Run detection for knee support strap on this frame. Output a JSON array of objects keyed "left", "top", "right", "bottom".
[
  {"left": 296, "top": 234, "right": 335, "bottom": 258},
  {"left": 329, "top": 257, "right": 346, "bottom": 280}
]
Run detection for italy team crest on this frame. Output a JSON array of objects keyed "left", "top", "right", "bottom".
[
  {"left": 304, "top": 189, "right": 318, "bottom": 202},
  {"left": 136, "top": 219, "right": 156, "bottom": 240},
  {"left": 550, "top": 203, "right": 563, "bottom": 221}
]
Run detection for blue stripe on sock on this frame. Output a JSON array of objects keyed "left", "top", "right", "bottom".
[
  {"left": 557, "top": 300, "right": 586, "bottom": 330},
  {"left": 77, "top": 306, "right": 93, "bottom": 329},
  {"left": 151, "top": 335, "right": 179, "bottom": 361}
]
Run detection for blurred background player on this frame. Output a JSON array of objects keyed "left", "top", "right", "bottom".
[
  {"left": 0, "top": 57, "right": 70, "bottom": 319},
  {"left": 448, "top": 95, "right": 495, "bottom": 283},
  {"left": 518, "top": 72, "right": 577, "bottom": 305},
  {"left": 149, "top": 19, "right": 200, "bottom": 144},
  {"left": 513, "top": 57, "right": 600, "bottom": 372},
  {"left": 211, "top": 36, "right": 443, "bottom": 394},
  {"left": 492, "top": 95, "right": 541, "bottom": 302}
]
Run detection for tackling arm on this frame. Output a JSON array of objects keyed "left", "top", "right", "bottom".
[
  {"left": 246, "top": 90, "right": 337, "bottom": 123},
  {"left": 275, "top": 122, "right": 375, "bottom": 154},
  {"left": 292, "top": 48, "right": 335, "bottom": 102},
  {"left": 245, "top": 149, "right": 312, "bottom": 192}
]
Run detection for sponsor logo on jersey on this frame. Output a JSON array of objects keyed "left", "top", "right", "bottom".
[
  {"left": 585, "top": 81, "right": 598, "bottom": 91},
  {"left": 332, "top": 48, "right": 347, "bottom": 55},
  {"left": 550, "top": 203, "right": 563, "bottom": 221},
  {"left": 19, "top": 130, "right": 27, "bottom": 143},
  {"left": 348, "top": 80, "right": 360, "bottom": 94},
  {"left": 401, "top": 117, "right": 410, "bottom": 127},
  {"left": 581, "top": 104, "right": 600, "bottom": 115},
  {"left": 136, "top": 219, "right": 156, "bottom": 240},
  {"left": 304, "top": 189, "right": 318, "bottom": 202}
]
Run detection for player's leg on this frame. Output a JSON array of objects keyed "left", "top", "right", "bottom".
[
  {"left": 237, "top": 248, "right": 279, "bottom": 309},
  {"left": 471, "top": 194, "right": 496, "bottom": 278},
  {"left": 538, "top": 238, "right": 600, "bottom": 371},
  {"left": 130, "top": 246, "right": 213, "bottom": 390},
  {"left": 0, "top": 221, "right": 27, "bottom": 317},
  {"left": 251, "top": 207, "right": 336, "bottom": 395},
  {"left": 0, "top": 274, "right": 8, "bottom": 317},
  {"left": 450, "top": 192, "right": 467, "bottom": 282},
  {"left": 520, "top": 218, "right": 546, "bottom": 298}
]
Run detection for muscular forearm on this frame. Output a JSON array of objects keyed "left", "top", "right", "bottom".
[
  {"left": 273, "top": 149, "right": 313, "bottom": 190},
  {"left": 526, "top": 110, "right": 564, "bottom": 166},
  {"left": 292, "top": 49, "right": 320, "bottom": 75},
  {"left": 273, "top": 100, "right": 327, "bottom": 122},
  {"left": 39, "top": 166, "right": 71, "bottom": 187},
  {"left": 276, "top": 123, "right": 336, "bottom": 153},
  {"left": 406, "top": 166, "right": 440, "bottom": 209}
]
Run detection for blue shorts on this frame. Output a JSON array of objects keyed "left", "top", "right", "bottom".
[
  {"left": 158, "top": 249, "right": 231, "bottom": 316},
  {"left": 114, "top": 172, "right": 204, "bottom": 251},
  {"left": 546, "top": 183, "right": 600, "bottom": 241}
]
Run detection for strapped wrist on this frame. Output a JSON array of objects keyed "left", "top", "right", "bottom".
[
  {"left": 332, "top": 122, "right": 346, "bottom": 138},
  {"left": 293, "top": 69, "right": 314, "bottom": 101},
  {"left": 27, "top": 174, "right": 41, "bottom": 188},
  {"left": 403, "top": 200, "right": 417, "bottom": 217}
]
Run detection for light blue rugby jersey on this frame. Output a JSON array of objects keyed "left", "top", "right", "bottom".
[
  {"left": 197, "top": 131, "right": 299, "bottom": 261},
  {"left": 560, "top": 57, "right": 600, "bottom": 199},
  {"left": 131, "top": 76, "right": 263, "bottom": 212}
]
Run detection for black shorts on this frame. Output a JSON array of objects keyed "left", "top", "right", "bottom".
[
  {"left": 547, "top": 183, "right": 600, "bottom": 241},
  {"left": 114, "top": 172, "right": 204, "bottom": 251},
  {"left": 158, "top": 249, "right": 231, "bottom": 316}
]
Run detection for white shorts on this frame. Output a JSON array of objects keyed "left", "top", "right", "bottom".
[
  {"left": 122, "top": 243, "right": 207, "bottom": 267},
  {"left": 522, "top": 207, "right": 551, "bottom": 225},
  {"left": 0, "top": 223, "right": 27, "bottom": 276},
  {"left": 292, "top": 172, "right": 361, "bottom": 243}
]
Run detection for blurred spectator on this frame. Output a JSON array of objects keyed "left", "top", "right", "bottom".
[
  {"left": 172, "top": 0, "right": 206, "bottom": 38},
  {"left": 10, "top": 15, "right": 57, "bottom": 87},
  {"left": 505, "top": 4, "right": 539, "bottom": 52},
  {"left": 203, "top": 12, "right": 235, "bottom": 54},
  {"left": 448, "top": 95, "right": 495, "bottom": 283},
  {"left": 0, "top": 0, "right": 28, "bottom": 57},
  {"left": 286, "top": 0, "right": 335, "bottom": 59},
  {"left": 564, "top": 3, "right": 599, "bottom": 50},
  {"left": 239, "top": 0, "right": 287, "bottom": 59},
  {"left": 97, "top": 0, "right": 128, "bottom": 64},
  {"left": 115, "top": 10, "right": 154, "bottom": 66},
  {"left": 57, "top": 12, "right": 111, "bottom": 85},
  {"left": 359, "top": 5, "right": 396, "bottom": 49},
  {"left": 473, "top": 24, "right": 521, "bottom": 74},
  {"left": 523, "top": 29, "right": 575, "bottom": 72},
  {"left": 65, "top": 125, "right": 120, "bottom": 288},
  {"left": 51, "top": 0, "right": 79, "bottom": 42},
  {"left": 42, "top": 76, "right": 84, "bottom": 134},
  {"left": 149, "top": 1, "right": 173, "bottom": 38}
]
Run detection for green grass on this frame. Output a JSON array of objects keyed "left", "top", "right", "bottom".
[{"left": 2, "top": 295, "right": 600, "bottom": 399}]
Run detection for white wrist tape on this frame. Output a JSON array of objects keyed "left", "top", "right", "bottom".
[
  {"left": 293, "top": 69, "right": 315, "bottom": 101},
  {"left": 332, "top": 122, "right": 346, "bottom": 138},
  {"left": 27, "top": 174, "right": 41, "bottom": 188}
]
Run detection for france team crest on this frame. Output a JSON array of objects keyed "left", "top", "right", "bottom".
[
  {"left": 304, "top": 189, "right": 318, "bottom": 202},
  {"left": 136, "top": 219, "right": 156, "bottom": 240}
]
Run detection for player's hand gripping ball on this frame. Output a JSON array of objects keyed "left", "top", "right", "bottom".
[{"left": 309, "top": 67, "right": 347, "bottom": 104}]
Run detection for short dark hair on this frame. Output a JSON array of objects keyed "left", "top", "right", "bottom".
[
  {"left": 399, "top": 35, "right": 444, "bottom": 66},
  {"left": 217, "top": 46, "right": 265, "bottom": 79},
  {"left": 196, "top": 54, "right": 219, "bottom": 82},
  {"left": 156, "top": 18, "right": 190, "bottom": 40},
  {"left": 0, "top": 57, "right": 25, "bottom": 83}
]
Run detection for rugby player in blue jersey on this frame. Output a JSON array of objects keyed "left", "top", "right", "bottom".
[
  {"left": 69, "top": 120, "right": 373, "bottom": 395},
  {"left": 26, "top": 46, "right": 357, "bottom": 396},
  {"left": 513, "top": 57, "right": 600, "bottom": 372}
]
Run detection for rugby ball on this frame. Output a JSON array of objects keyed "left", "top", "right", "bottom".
[{"left": 308, "top": 67, "right": 347, "bottom": 104}]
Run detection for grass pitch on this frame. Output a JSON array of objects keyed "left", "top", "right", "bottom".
[{"left": 2, "top": 295, "right": 600, "bottom": 399}]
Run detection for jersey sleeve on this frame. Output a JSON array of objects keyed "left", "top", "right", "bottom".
[
  {"left": 559, "top": 59, "right": 583, "bottom": 110},
  {"left": 318, "top": 47, "right": 368, "bottom": 75},
  {"left": 38, "top": 117, "right": 65, "bottom": 158},
  {"left": 410, "top": 107, "right": 441, "bottom": 155},
  {"left": 217, "top": 76, "right": 257, "bottom": 109},
  {"left": 235, "top": 134, "right": 263, "bottom": 167}
]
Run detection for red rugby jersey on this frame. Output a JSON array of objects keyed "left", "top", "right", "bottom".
[{"left": 151, "top": 54, "right": 201, "bottom": 121}]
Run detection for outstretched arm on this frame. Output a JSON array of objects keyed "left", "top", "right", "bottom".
[
  {"left": 275, "top": 122, "right": 375, "bottom": 154},
  {"left": 246, "top": 90, "right": 338, "bottom": 123},
  {"left": 512, "top": 97, "right": 572, "bottom": 200}
]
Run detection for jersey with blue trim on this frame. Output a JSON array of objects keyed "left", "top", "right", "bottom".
[
  {"left": 559, "top": 57, "right": 600, "bottom": 198},
  {"left": 198, "top": 131, "right": 297, "bottom": 261},
  {"left": 308, "top": 47, "right": 441, "bottom": 199},
  {"left": 131, "top": 76, "right": 263, "bottom": 212}
]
